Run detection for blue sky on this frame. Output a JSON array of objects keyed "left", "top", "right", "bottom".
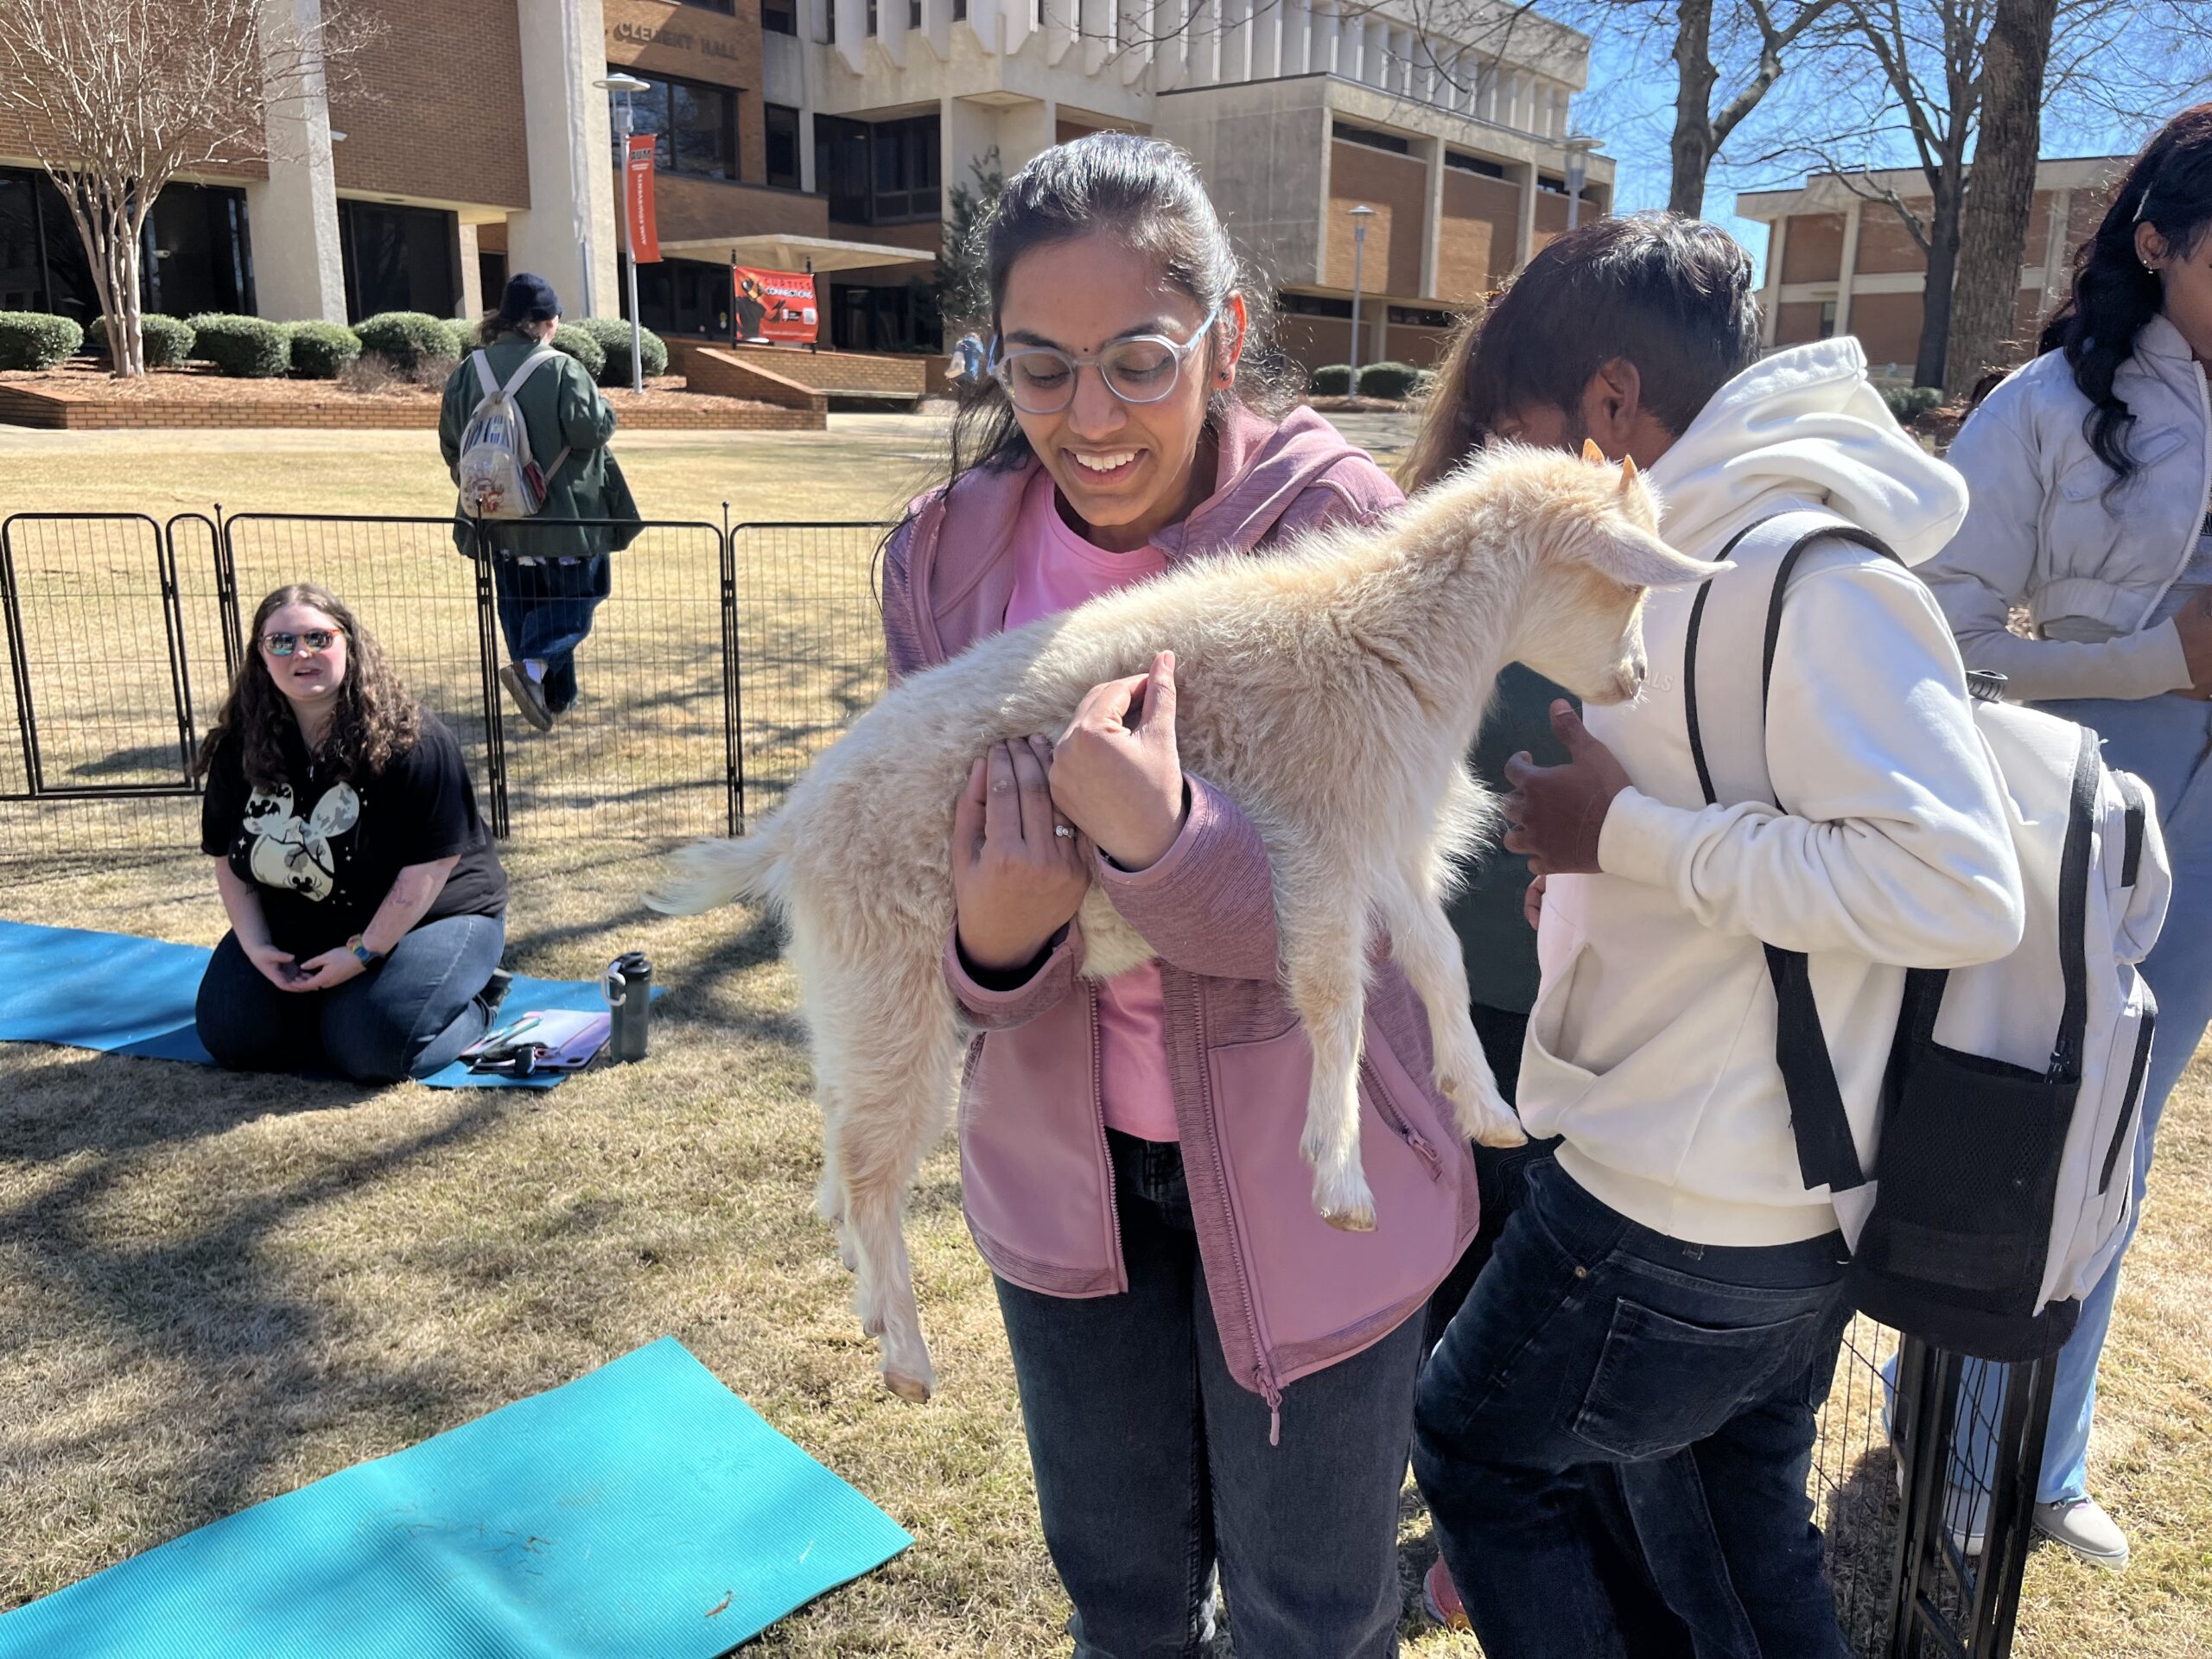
[{"left": 1574, "top": 19, "right": 2177, "bottom": 289}]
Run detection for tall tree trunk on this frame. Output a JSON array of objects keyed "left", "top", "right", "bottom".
[
  {"left": 1944, "top": 0, "right": 2057, "bottom": 396},
  {"left": 1916, "top": 179, "right": 1965, "bottom": 388},
  {"left": 1670, "top": 0, "right": 1718, "bottom": 217}
]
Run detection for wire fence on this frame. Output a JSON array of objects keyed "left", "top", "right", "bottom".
[{"left": 0, "top": 505, "right": 2050, "bottom": 1656}]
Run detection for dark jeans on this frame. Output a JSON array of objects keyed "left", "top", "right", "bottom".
[
  {"left": 1414, "top": 1159, "right": 1855, "bottom": 1659},
  {"left": 195, "top": 913, "right": 505, "bottom": 1084},
  {"left": 995, "top": 1129, "right": 1424, "bottom": 1659},
  {"left": 493, "top": 554, "right": 608, "bottom": 713}
]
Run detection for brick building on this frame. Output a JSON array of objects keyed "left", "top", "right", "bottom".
[
  {"left": 1736, "top": 156, "right": 2129, "bottom": 378},
  {"left": 0, "top": 0, "right": 1609, "bottom": 371}
]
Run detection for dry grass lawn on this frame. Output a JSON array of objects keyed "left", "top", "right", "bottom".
[{"left": 0, "top": 418, "right": 2205, "bottom": 1656}]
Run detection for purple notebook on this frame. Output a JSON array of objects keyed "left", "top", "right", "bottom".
[{"left": 460, "top": 1009, "right": 610, "bottom": 1075}]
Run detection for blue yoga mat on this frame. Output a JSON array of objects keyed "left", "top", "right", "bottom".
[
  {"left": 0, "top": 919, "right": 652, "bottom": 1090},
  {"left": 0, "top": 1337, "right": 910, "bottom": 1658}
]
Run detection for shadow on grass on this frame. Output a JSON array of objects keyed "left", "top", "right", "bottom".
[{"left": 0, "top": 1077, "right": 514, "bottom": 1560}]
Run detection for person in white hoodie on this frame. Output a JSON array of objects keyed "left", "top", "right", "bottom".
[
  {"left": 1410, "top": 213, "right": 2025, "bottom": 1658},
  {"left": 1918, "top": 102, "right": 2212, "bottom": 1569}
]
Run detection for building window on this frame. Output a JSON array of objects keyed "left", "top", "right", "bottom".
[
  {"left": 830, "top": 279, "right": 942, "bottom": 354},
  {"left": 632, "top": 256, "right": 734, "bottom": 339},
  {"left": 621, "top": 73, "right": 739, "bottom": 181},
  {"left": 954, "top": 0, "right": 967, "bottom": 16},
  {"left": 477, "top": 248, "right": 508, "bottom": 312},
  {"left": 1279, "top": 290, "right": 1355, "bottom": 319},
  {"left": 816, "top": 112, "right": 940, "bottom": 224},
  {"left": 1819, "top": 300, "right": 1838, "bottom": 340},
  {"left": 1535, "top": 174, "right": 1567, "bottom": 194},
  {"left": 339, "top": 200, "right": 459, "bottom": 322},
  {"left": 910, "top": 0, "right": 922, "bottom": 24},
  {"left": 2, "top": 166, "right": 252, "bottom": 324},
  {"left": 1332, "top": 121, "right": 1411, "bottom": 156},
  {"left": 1388, "top": 305, "right": 1454, "bottom": 328},
  {"left": 765, "top": 104, "right": 804, "bottom": 190},
  {"left": 867, "top": 0, "right": 879, "bottom": 34},
  {"left": 677, "top": 0, "right": 737, "bottom": 11},
  {"left": 1445, "top": 150, "right": 1505, "bottom": 179},
  {"left": 761, "top": 0, "right": 798, "bottom": 32}
]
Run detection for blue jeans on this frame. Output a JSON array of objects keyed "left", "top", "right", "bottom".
[
  {"left": 1414, "top": 1160, "right": 1855, "bottom": 1659},
  {"left": 195, "top": 913, "right": 505, "bottom": 1084},
  {"left": 995, "top": 1130, "right": 1424, "bottom": 1659},
  {"left": 1950, "top": 694, "right": 2212, "bottom": 1503},
  {"left": 494, "top": 555, "right": 609, "bottom": 714}
]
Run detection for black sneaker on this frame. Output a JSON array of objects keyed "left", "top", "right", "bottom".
[{"left": 498, "top": 664, "right": 553, "bottom": 732}]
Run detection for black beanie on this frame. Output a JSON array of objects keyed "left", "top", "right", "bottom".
[{"left": 499, "top": 272, "right": 563, "bottom": 325}]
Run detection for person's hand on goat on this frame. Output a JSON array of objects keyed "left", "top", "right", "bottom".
[
  {"left": 1050, "top": 651, "right": 1190, "bottom": 872},
  {"left": 950, "top": 735, "right": 1092, "bottom": 975},
  {"left": 1502, "top": 702, "right": 1632, "bottom": 877}
]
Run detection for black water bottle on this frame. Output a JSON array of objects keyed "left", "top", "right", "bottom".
[{"left": 604, "top": 950, "right": 652, "bottom": 1063}]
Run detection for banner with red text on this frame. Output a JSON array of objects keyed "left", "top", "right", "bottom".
[
  {"left": 731, "top": 265, "right": 817, "bottom": 345},
  {"left": 625, "top": 136, "right": 660, "bottom": 264}
]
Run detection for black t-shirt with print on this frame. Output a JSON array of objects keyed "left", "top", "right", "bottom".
[{"left": 200, "top": 713, "right": 507, "bottom": 957}]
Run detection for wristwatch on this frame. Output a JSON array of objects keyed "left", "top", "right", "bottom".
[{"left": 348, "top": 934, "right": 384, "bottom": 966}]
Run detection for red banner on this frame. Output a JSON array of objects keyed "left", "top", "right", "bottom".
[
  {"left": 732, "top": 265, "right": 818, "bottom": 345},
  {"left": 625, "top": 135, "right": 660, "bottom": 264}
]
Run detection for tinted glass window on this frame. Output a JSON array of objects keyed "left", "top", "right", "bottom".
[
  {"left": 766, "top": 104, "right": 803, "bottom": 190},
  {"left": 340, "top": 200, "right": 458, "bottom": 321},
  {"left": 620, "top": 76, "right": 737, "bottom": 181}
]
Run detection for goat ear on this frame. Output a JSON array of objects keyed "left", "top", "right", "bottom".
[
  {"left": 1581, "top": 437, "right": 1605, "bottom": 463},
  {"left": 1586, "top": 531, "right": 1722, "bottom": 591},
  {"left": 1619, "top": 454, "right": 1640, "bottom": 491}
]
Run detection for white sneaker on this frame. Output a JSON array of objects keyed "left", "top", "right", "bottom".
[{"left": 2034, "top": 1497, "right": 2129, "bottom": 1568}]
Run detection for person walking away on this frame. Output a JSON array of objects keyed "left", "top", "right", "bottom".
[
  {"left": 887, "top": 132, "right": 1476, "bottom": 1657},
  {"left": 438, "top": 272, "right": 642, "bottom": 732},
  {"left": 193, "top": 583, "right": 508, "bottom": 1083},
  {"left": 1410, "top": 213, "right": 2025, "bottom": 1659},
  {"left": 1919, "top": 101, "right": 2212, "bottom": 1568}
]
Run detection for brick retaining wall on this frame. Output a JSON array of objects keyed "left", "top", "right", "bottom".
[{"left": 0, "top": 385, "right": 824, "bottom": 433}]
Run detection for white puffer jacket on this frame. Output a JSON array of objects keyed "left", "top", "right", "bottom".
[{"left": 1923, "top": 313, "right": 2211, "bottom": 703}]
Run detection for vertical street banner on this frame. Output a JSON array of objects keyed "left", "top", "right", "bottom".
[
  {"left": 731, "top": 265, "right": 818, "bottom": 345},
  {"left": 626, "top": 136, "right": 660, "bottom": 264}
]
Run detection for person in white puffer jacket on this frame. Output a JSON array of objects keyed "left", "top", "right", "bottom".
[{"left": 1921, "top": 100, "right": 2212, "bottom": 1570}]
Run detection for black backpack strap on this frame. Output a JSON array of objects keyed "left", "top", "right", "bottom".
[
  {"left": 2048, "top": 724, "right": 2101, "bottom": 1084},
  {"left": 1683, "top": 516, "right": 1906, "bottom": 1197},
  {"left": 2113, "top": 769, "right": 2148, "bottom": 888}
]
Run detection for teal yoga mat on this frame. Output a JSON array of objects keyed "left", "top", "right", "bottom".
[
  {"left": 0, "top": 1337, "right": 911, "bottom": 1658},
  {"left": 0, "top": 919, "right": 652, "bottom": 1089}
]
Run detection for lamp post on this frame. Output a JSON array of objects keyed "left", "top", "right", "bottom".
[
  {"left": 1563, "top": 133, "right": 1599, "bottom": 231},
  {"left": 594, "top": 73, "right": 652, "bottom": 393},
  {"left": 1346, "top": 202, "right": 1375, "bottom": 389}
]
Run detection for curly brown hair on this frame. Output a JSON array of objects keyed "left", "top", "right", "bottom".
[{"left": 193, "top": 583, "right": 422, "bottom": 791}]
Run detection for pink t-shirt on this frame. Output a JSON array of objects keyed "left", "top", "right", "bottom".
[{"left": 1002, "top": 467, "right": 1180, "bottom": 1143}]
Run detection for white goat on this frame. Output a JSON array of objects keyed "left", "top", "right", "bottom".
[{"left": 650, "top": 442, "right": 1715, "bottom": 1400}]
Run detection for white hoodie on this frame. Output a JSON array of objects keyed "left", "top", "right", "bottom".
[{"left": 1522, "top": 340, "right": 2028, "bottom": 1245}]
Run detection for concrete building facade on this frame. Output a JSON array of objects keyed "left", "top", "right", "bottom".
[
  {"left": 1737, "top": 156, "right": 2129, "bottom": 378},
  {"left": 1, "top": 0, "right": 1611, "bottom": 369}
]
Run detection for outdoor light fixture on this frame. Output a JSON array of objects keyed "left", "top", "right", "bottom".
[
  {"left": 594, "top": 73, "right": 654, "bottom": 392},
  {"left": 1563, "top": 134, "right": 1599, "bottom": 230},
  {"left": 1346, "top": 203, "right": 1376, "bottom": 385}
]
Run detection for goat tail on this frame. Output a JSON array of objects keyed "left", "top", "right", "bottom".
[{"left": 645, "top": 819, "right": 794, "bottom": 917}]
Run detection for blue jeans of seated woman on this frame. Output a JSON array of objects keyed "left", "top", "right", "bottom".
[
  {"left": 1414, "top": 1159, "right": 1855, "bottom": 1659},
  {"left": 1943, "top": 694, "right": 2212, "bottom": 1506},
  {"left": 195, "top": 912, "right": 505, "bottom": 1084},
  {"left": 994, "top": 1129, "right": 1424, "bottom": 1659},
  {"left": 494, "top": 555, "right": 609, "bottom": 714}
]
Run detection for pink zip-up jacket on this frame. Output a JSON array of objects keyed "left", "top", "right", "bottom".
[{"left": 881, "top": 405, "right": 1480, "bottom": 1430}]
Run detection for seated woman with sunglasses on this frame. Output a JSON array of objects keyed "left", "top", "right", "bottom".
[
  {"left": 191, "top": 584, "right": 508, "bottom": 1084},
  {"left": 885, "top": 132, "right": 1471, "bottom": 1658}
]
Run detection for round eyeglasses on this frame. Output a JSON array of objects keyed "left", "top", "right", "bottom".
[{"left": 989, "top": 304, "right": 1223, "bottom": 416}]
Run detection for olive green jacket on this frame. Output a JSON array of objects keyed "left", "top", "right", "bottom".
[{"left": 438, "top": 338, "right": 641, "bottom": 561}]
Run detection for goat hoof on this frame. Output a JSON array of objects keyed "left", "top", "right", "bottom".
[
  {"left": 883, "top": 1370, "right": 933, "bottom": 1403},
  {"left": 1323, "top": 1205, "right": 1377, "bottom": 1233}
]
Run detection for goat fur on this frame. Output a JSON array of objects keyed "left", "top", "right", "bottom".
[{"left": 649, "top": 442, "right": 1718, "bottom": 1400}]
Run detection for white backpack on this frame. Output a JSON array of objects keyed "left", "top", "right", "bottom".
[
  {"left": 1685, "top": 512, "right": 2171, "bottom": 1362},
  {"left": 455, "top": 347, "right": 569, "bottom": 520}
]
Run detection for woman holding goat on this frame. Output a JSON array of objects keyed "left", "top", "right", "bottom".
[{"left": 891, "top": 133, "right": 1477, "bottom": 1655}]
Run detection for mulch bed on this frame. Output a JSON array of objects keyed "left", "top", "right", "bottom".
[{"left": 0, "top": 361, "right": 822, "bottom": 432}]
